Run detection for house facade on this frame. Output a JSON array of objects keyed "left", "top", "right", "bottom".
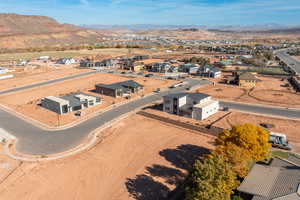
[
  {"left": 179, "top": 64, "right": 200, "bottom": 74},
  {"left": 56, "top": 58, "right": 77, "bottom": 65},
  {"left": 41, "top": 93, "right": 101, "bottom": 115},
  {"left": 95, "top": 80, "right": 144, "bottom": 98},
  {"left": 198, "top": 65, "right": 222, "bottom": 78},
  {"left": 238, "top": 72, "right": 259, "bottom": 87},
  {"left": 163, "top": 93, "right": 219, "bottom": 120}
]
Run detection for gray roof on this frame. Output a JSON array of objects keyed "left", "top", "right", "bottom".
[
  {"left": 238, "top": 156, "right": 300, "bottom": 200},
  {"left": 61, "top": 92, "right": 100, "bottom": 107},
  {"left": 96, "top": 80, "right": 143, "bottom": 91},
  {"left": 61, "top": 95, "right": 83, "bottom": 107},
  {"left": 163, "top": 93, "right": 210, "bottom": 101}
]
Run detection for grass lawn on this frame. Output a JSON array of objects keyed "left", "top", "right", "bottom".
[{"left": 271, "top": 150, "right": 300, "bottom": 159}]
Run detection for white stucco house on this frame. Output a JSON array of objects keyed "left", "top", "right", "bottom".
[{"left": 163, "top": 93, "right": 219, "bottom": 120}]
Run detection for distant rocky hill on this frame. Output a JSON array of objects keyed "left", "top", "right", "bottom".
[{"left": 0, "top": 14, "right": 103, "bottom": 49}]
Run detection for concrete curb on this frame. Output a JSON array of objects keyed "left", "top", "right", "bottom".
[
  {"left": 218, "top": 99, "right": 300, "bottom": 112},
  {"left": 3, "top": 100, "right": 162, "bottom": 162},
  {"left": 0, "top": 91, "right": 157, "bottom": 131},
  {"left": 3, "top": 109, "right": 138, "bottom": 162}
]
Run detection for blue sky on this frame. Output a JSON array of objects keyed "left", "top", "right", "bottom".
[{"left": 0, "top": 0, "right": 300, "bottom": 25}]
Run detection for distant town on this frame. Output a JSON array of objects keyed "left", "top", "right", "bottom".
[{"left": 0, "top": 13, "right": 299, "bottom": 200}]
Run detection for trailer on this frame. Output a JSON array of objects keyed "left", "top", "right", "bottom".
[{"left": 269, "top": 132, "right": 292, "bottom": 150}]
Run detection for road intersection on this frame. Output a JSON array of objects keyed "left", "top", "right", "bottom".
[{"left": 0, "top": 68, "right": 299, "bottom": 156}]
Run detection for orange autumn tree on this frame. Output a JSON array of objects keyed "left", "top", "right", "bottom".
[
  {"left": 216, "top": 123, "right": 271, "bottom": 162},
  {"left": 215, "top": 144, "right": 251, "bottom": 178}
]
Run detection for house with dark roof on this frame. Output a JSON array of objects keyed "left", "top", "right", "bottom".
[
  {"left": 95, "top": 80, "right": 144, "bottom": 98},
  {"left": 237, "top": 155, "right": 300, "bottom": 200},
  {"left": 179, "top": 64, "right": 200, "bottom": 74}
]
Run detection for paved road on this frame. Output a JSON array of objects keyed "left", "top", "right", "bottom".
[
  {"left": 0, "top": 78, "right": 209, "bottom": 155},
  {"left": 0, "top": 70, "right": 299, "bottom": 155},
  {"left": 220, "top": 101, "right": 300, "bottom": 119},
  {"left": 0, "top": 71, "right": 97, "bottom": 95},
  {"left": 275, "top": 49, "right": 300, "bottom": 75}
]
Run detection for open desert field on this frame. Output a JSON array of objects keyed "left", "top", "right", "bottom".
[
  {"left": 0, "top": 48, "right": 163, "bottom": 61},
  {"left": 0, "top": 73, "right": 177, "bottom": 126},
  {"left": 213, "top": 112, "right": 300, "bottom": 146},
  {"left": 198, "top": 75, "right": 300, "bottom": 108},
  {"left": 0, "top": 66, "right": 92, "bottom": 91},
  {"left": 0, "top": 114, "right": 214, "bottom": 200}
]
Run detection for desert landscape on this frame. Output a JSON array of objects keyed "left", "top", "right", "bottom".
[
  {"left": 0, "top": 114, "right": 214, "bottom": 200},
  {"left": 0, "top": 73, "right": 177, "bottom": 126},
  {"left": 198, "top": 75, "right": 300, "bottom": 108}
]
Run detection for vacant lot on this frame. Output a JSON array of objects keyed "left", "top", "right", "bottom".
[
  {"left": 0, "top": 66, "right": 92, "bottom": 91},
  {"left": 198, "top": 75, "right": 300, "bottom": 108},
  {"left": 0, "top": 48, "right": 167, "bottom": 61},
  {"left": 0, "top": 114, "right": 214, "bottom": 200},
  {"left": 214, "top": 112, "right": 300, "bottom": 144},
  {"left": 0, "top": 73, "right": 177, "bottom": 126}
]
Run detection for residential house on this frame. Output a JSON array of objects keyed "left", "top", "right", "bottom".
[
  {"left": 80, "top": 60, "right": 95, "bottom": 68},
  {"left": 56, "top": 58, "right": 77, "bottom": 65},
  {"left": 163, "top": 93, "right": 219, "bottom": 120},
  {"left": 198, "top": 65, "right": 221, "bottom": 78},
  {"left": 133, "top": 55, "right": 150, "bottom": 61},
  {"left": 95, "top": 59, "right": 118, "bottom": 68},
  {"left": 213, "top": 60, "right": 233, "bottom": 69},
  {"left": 150, "top": 62, "right": 172, "bottom": 73},
  {"left": 41, "top": 93, "right": 101, "bottom": 115},
  {"left": 179, "top": 64, "right": 200, "bottom": 74},
  {"left": 237, "top": 155, "right": 300, "bottom": 200},
  {"left": 238, "top": 72, "right": 259, "bottom": 87},
  {"left": 95, "top": 80, "right": 144, "bottom": 98}
]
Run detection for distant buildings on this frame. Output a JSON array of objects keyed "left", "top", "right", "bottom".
[
  {"left": 198, "top": 65, "right": 221, "bottom": 78},
  {"left": 237, "top": 72, "right": 260, "bottom": 87},
  {"left": 41, "top": 93, "right": 101, "bottom": 115},
  {"left": 227, "top": 72, "right": 260, "bottom": 87},
  {"left": 163, "top": 93, "right": 219, "bottom": 120},
  {"left": 80, "top": 59, "right": 118, "bottom": 68},
  {"left": 56, "top": 58, "right": 77, "bottom": 65},
  {"left": 95, "top": 80, "right": 144, "bottom": 98},
  {"left": 179, "top": 64, "right": 200, "bottom": 74}
]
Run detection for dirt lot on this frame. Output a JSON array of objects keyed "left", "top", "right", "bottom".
[
  {"left": 0, "top": 74, "right": 177, "bottom": 126},
  {"left": 0, "top": 114, "right": 214, "bottom": 200},
  {"left": 0, "top": 48, "right": 163, "bottom": 61},
  {"left": 0, "top": 66, "right": 92, "bottom": 91},
  {"left": 139, "top": 106, "right": 300, "bottom": 149},
  {"left": 213, "top": 112, "right": 300, "bottom": 145},
  {"left": 198, "top": 75, "right": 300, "bottom": 108}
]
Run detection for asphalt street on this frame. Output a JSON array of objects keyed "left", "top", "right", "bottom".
[
  {"left": 220, "top": 101, "right": 300, "bottom": 119},
  {"left": 0, "top": 78, "right": 210, "bottom": 155},
  {"left": 0, "top": 71, "right": 97, "bottom": 95},
  {"left": 275, "top": 49, "right": 300, "bottom": 75},
  {"left": 0, "top": 70, "right": 299, "bottom": 155}
]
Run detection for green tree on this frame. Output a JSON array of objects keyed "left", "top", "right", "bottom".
[
  {"left": 185, "top": 153, "right": 238, "bottom": 200},
  {"left": 216, "top": 123, "right": 270, "bottom": 162}
]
